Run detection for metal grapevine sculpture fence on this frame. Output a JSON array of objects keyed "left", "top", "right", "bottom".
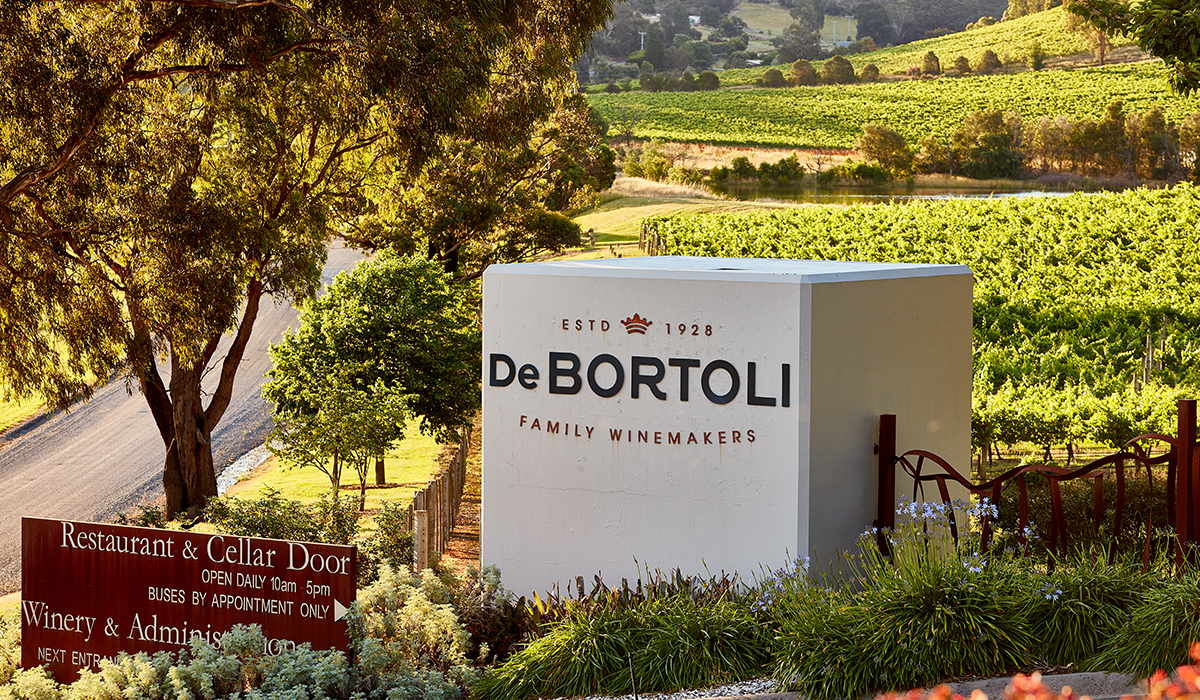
[{"left": 874, "top": 400, "right": 1200, "bottom": 567}]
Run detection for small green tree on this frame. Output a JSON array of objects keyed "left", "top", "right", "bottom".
[
  {"left": 821, "top": 55, "right": 857, "bottom": 84},
  {"left": 640, "top": 142, "right": 670, "bottom": 180},
  {"left": 922, "top": 51, "right": 941, "bottom": 75},
  {"left": 731, "top": 156, "right": 758, "bottom": 179},
  {"left": 639, "top": 62, "right": 658, "bottom": 91},
  {"left": 976, "top": 49, "right": 1002, "bottom": 74},
  {"left": 264, "top": 253, "right": 480, "bottom": 507},
  {"left": 1028, "top": 42, "right": 1048, "bottom": 70},
  {"left": 858, "top": 124, "right": 915, "bottom": 174},
  {"left": 1063, "top": 0, "right": 1118, "bottom": 66},
  {"left": 859, "top": 63, "right": 881, "bottom": 82},
  {"left": 791, "top": 59, "right": 819, "bottom": 85},
  {"left": 269, "top": 377, "right": 407, "bottom": 508},
  {"left": 953, "top": 110, "right": 1023, "bottom": 179}
]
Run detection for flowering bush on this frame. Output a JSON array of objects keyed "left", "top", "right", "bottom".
[
  {"left": 770, "top": 497, "right": 1033, "bottom": 699},
  {"left": 0, "top": 563, "right": 477, "bottom": 700}
]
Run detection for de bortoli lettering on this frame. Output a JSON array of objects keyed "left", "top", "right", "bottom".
[{"left": 489, "top": 353, "right": 790, "bottom": 407}]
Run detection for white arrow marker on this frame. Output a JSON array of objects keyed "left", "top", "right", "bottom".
[{"left": 333, "top": 599, "right": 349, "bottom": 622}]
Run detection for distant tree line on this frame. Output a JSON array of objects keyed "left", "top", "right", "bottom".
[{"left": 858, "top": 102, "right": 1200, "bottom": 181}]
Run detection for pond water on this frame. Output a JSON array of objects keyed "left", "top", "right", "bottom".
[{"left": 710, "top": 182, "right": 1089, "bottom": 205}]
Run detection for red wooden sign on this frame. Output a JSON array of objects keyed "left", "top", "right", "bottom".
[{"left": 21, "top": 517, "right": 356, "bottom": 682}]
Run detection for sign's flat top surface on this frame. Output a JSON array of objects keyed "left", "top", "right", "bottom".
[{"left": 485, "top": 256, "right": 972, "bottom": 283}]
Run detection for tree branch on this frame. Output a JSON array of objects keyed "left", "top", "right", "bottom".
[
  {"left": 0, "top": 14, "right": 193, "bottom": 215},
  {"left": 204, "top": 277, "right": 263, "bottom": 427},
  {"left": 150, "top": 0, "right": 368, "bottom": 49}
]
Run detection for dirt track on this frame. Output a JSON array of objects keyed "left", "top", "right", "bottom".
[{"left": 0, "top": 246, "right": 363, "bottom": 595}]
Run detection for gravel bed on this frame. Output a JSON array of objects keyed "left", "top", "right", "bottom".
[
  {"left": 549, "top": 676, "right": 779, "bottom": 700},
  {"left": 216, "top": 444, "right": 271, "bottom": 493}
]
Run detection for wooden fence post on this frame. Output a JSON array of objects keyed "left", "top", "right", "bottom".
[
  {"left": 876, "top": 414, "right": 897, "bottom": 555},
  {"left": 415, "top": 509, "right": 429, "bottom": 571},
  {"left": 1177, "top": 400, "right": 1197, "bottom": 563}
]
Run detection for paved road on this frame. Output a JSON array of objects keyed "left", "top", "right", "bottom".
[{"left": 0, "top": 246, "right": 363, "bottom": 595}]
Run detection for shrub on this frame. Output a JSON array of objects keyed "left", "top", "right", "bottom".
[
  {"left": 962, "top": 132, "right": 1022, "bottom": 178},
  {"left": 204, "top": 487, "right": 359, "bottom": 544},
  {"left": 953, "top": 55, "right": 972, "bottom": 73},
  {"left": 821, "top": 55, "right": 856, "bottom": 84},
  {"left": 455, "top": 566, "right": 533, "bottom": 663},
  {"left": 473, "top": 593, "right": 768, "bottom": 700},
  {"left": 759, "top": 67, "right": 788, "bottom": 88},
  {"left": 667, "top": 165, "right": 702, "bottom": 185},
  {"left": 374, "top": 498, "right": 415, "bottom": 566},
  {"left": 622, "top": 151, "right": 644, "bottom": 177},
  {"left": 819, "top": 160, "right": 891, "bottom": 185},
  {"left": 1027, "top": 549, "right": 1148, "bottom": 667},
  {"left": 860, "top": 63, "right": 880, "bottom": 82},
  {"left": 0, "top": 607, "right": 17, "bottom": 688},
  {"left": 1, "top": 613, "right": 473, "bottom": 700},
  {"left": 640, "top": 143, "right": 669, "bottom": 181},
  {"left": 1029, "top": 42, "right": 1047, "bottom": 70},
  {"left": 1087, "top": 570, "right": 1200, "bottom": 677},
  {"left": 730, "top": 155, "right": 757, "bottom": 180},
  {"left": 696, "top": 70, "right": 720, "bottom": 90},
  {"left": 994, "top": 470, "right": 1167, "bottom": 559},
  {"left": 791, "top": 59, "right": 818, "bottom": 86},
  {"left": 977, "top": 49, "right": 1002, "bottom": 74},
  {"left": 922, "top": 51, "right": 941, "bottom": 75},
  {"left": 756, "top": 154, "right": 805, "bottom": 184},
  {"left": 770, "top": 499, "right": 1035, "bottom": 700},
  {"left": 603, "top": 81, "right": 620, "bottom": 93},
  {"left": 113, "top": 504, "right": 167, "bottom": 529}
]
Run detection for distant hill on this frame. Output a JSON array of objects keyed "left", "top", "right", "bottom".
[{"left": 718, "top": 6, "right": 1132, "bottom": 83}]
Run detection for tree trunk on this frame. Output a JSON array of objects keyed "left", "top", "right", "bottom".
[
  {"left": 331, "top": 446, "right": 342, "bottom": 495},
  {"left": 375, "top": 456, "right": 386, "bottom": 485},
  {"left": 166, "top": 355, "right": 219, "bottom": 518},
  {"left": 132, "top": 279, "right": 264, "bottom": 519}
]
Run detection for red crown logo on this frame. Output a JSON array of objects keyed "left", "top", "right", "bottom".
[{"left": 621, "top": 314, "right": 652, "bottom": 334}]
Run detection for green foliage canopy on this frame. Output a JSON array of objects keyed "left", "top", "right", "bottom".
[
  {"left": 264, "top": 252, "right": 480, "bottom": 501},
  {"left": 0, "top": 0, "right": 609, "bottom": 515},
  {"left": 1068, "top": 0, "right": 1200, "bottom": 93}
]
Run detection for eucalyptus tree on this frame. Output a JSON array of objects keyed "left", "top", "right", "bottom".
[
  {"left": 362, "top": 93, "right": 617, "bottom": 280},
  {"left": 0, "top": 0, "right": 611, "bottom": 517}
]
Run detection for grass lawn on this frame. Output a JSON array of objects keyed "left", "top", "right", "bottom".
[
  {"left": 0, "top": 394, "right": 42, "bottom": 435},
  {"left": 573, "top": 177, "right": 800, "bottom": 245},
  {"left": 226, "top": 432, "right": 447, "bottom": 514},
  {"left": 734, "top": 1, "right": 795, "bottom": 34}
]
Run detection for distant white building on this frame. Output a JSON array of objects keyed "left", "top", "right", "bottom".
[{"left": 688, "top": 15, "right": 700, "bottom": 25}]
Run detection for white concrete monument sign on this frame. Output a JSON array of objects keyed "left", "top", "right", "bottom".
[{"left": 482, "top": 256, "right": 972, "bottom": 596}]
